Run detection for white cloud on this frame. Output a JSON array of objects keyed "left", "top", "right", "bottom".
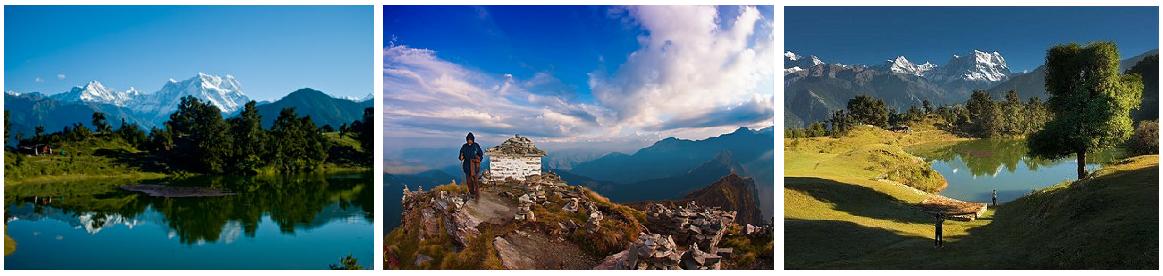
[
  {"left": 35, "top": 77, "right": 44, "bottom": 83},
  {"left": 383, "top": 45, "right": 609, "bottom": 141},
  {"left": 57, "top": 74, "right": 66, "bottom": 80},
  {"left": 589, "top": 6, "right": 776, "bottom": 132},
  {"left": 383, "top": 6, "right": 775, "bottom": 149}
]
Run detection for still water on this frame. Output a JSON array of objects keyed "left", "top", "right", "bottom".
[
  {"left": 4, "top": 173, "right": 373, "bottom": 269},
  {"left": 913, "top": 139, "right": 1123, "bottom": 203}
]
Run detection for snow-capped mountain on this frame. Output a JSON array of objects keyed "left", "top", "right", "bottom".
[
  {"left": 884, "top": 56, "right": 936, "bottom": 77},
  {"left": 929, "top": 50, "right": 1011, "bottom": 83},
  {"left": 43, "top": 73, "right": 250, "bottom": 115},
  {"left": 135, "top": 73, "right": 251, "bottom": 116},
  {"left": 783, "top": 49, "right": 1014, "bottom": 127},
  {"left": 784, "top": 51, "right": 825, "bottom": 74},
  {"left": 49, "top": 80, "right": 141, "bottom": 106},
  {"left": 784, "top": 49, "right": 1009, "bottom": 83},
  {"left": 343, "top": 93, "right": 374, "bottom": 102}
]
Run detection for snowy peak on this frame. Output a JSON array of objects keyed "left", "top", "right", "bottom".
[
  {"left": 343, "top": 93, "right": 374, "bottom": 102},
  {"left": 935, "top": 50, "right": 1010, "bottom": 82},
  {"left": 51, "top": 80, "right": 139, "bottom": 106},
  {"left": 885, "top": 56, "right": 936, "bottom": 76},
  {"left": 138, "top": 73, "right": 251, "bottom": 116},
  {"left": 784, "top": 51, "right": 826, "bottom": 73}
]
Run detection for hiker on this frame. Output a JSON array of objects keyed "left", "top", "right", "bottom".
[
  {"left": 934, "top": 215, "right": 945, "bottom": 248},
  {"left": 459, "top": 132, "right": 484, "bottom": 200},
  {"left": 992, "top": 189, "right": 998, "bottom": 207}
]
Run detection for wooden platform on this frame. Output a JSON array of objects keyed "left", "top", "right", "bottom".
[{"left": 918, "top": 195, "right": 987, "bottom": 221}]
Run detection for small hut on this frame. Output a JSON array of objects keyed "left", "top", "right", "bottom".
[{"left": 485, "top": 135, "right": 546, "bottom": 181}]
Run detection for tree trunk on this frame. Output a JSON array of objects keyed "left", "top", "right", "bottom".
[{"left": 1077, "top": 149, "right": 1087, "bottom": 179}]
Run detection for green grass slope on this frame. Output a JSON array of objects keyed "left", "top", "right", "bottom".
[{"left": 4, "top": 136, "right": 167, "bottom": 185}]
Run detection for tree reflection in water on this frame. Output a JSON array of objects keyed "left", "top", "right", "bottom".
[{"left": 4, "top": 173, "right": 373, "bottom": 245}]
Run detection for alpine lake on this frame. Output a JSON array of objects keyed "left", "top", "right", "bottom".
[
  {"left": 4, "top": 173, "right": 373, "bottom": 269},
  {"left": 910, "top": 139, "right": 1126, "bottom": 204}
]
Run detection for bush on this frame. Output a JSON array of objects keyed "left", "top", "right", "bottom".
[{"left": 1128, "top": 120, "right": 1158, "bottom": 155}]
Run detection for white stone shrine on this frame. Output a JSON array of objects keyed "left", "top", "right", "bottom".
[{"left": 485, "top": 135, "right": 546, "bottom": 181}]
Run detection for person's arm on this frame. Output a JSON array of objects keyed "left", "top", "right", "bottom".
[
  {"left": 475, "top": 144, "right": 484, "bottom": 161},
  {"left": 459, "top": 146, "right": 464, "bottom": 161}
]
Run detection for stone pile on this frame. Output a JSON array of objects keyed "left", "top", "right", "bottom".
[
  {"left": 487, "top": 135, "right": 547, "bottom": 156},
  {"left": 514, "top": 194, "right": 536, "bottom": 221},
  {"left": 744, "top": 223, "right": 773, "bottom": 236},
  {"left": 679, "top": 243, "right": 722, "bottom": 270},
  {"left": 562, "top": 198, "right": 580, "bottom": 213},
  {"left": 645, "top": 202, "right": 736, "bottom": 251},
  {"left": 586, "top": 210, "right": 604, "bottom": 232},
  {"left": 620, "top": 233, "right": 684, "bottom": 269}
]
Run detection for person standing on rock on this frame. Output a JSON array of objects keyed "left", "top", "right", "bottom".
[{"left": 459, "top": 132, "right": 484, "bottom": 200}]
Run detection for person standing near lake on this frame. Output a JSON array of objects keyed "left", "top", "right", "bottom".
[
  {"left": 459, "top": 132, "right": 485, "bottom": 200},
  {"left": 934, "top": 215, "right": 945, "bottom": 248},
  {"left": 992, "top": 189, "right": 998, "bottom": 207}
]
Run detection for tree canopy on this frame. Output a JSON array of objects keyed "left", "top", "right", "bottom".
[{"left": 1028, "top": 42, "right": 1144, "bottom": 179}]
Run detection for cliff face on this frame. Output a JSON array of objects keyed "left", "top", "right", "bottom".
[{"left": 683, "top": 173, "right": 766, "bottom": 225}]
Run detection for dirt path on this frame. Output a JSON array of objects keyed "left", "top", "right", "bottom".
[
  {"left": 496, "top": 229, "right": 600, "bottom": 269},
  {"left": 463, "top": 189, "right": 514, "bottom": 225}
]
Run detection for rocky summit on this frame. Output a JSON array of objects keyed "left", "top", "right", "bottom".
[
  {"left": 387, "top": 135, "right": 771, "bottom": 270},
  {"left": 386, "top": 171, "right": 772, "bottom": 270}
]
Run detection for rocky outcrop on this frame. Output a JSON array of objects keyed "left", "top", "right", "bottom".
[
  {"left": 400, "top": 186, "right": 480, "bottom": 247},
  {"left": 682, "top": 173, "right": 765, "bottom": 225}
]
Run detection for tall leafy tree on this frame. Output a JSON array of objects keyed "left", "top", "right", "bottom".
[
  {"left": 116, "top": 118, "right": 147, "bottom": 148},
  {"left": 965, "top": 90, "right": 1000, "bottom": 137},
  {"left": 227, "top": 101, "right": 267, "bottom": 174},
  {"left": 828, "top": 109, "right": 853, "bottom": 137},
  {"left": 167, "top": 96, "right": 233, "bottom": 173},
  {"left": 92, "top": 112, "right": 112, "bottom": 135},
  {"left": 1029, "top": 42, "right": 1144, "bottom": 179},
  {"left": 847, "top": 95, "right": 889, "bottom": 127},
  {"left": 269, "top": 108, "right": 327, "bottom": 172},
  {"left": 356, "top": 107, "right": 374, "bottom": 160}
]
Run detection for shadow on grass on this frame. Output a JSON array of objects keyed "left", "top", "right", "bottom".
[
  {"left": 955, "top": 163, "right": 1160, "bottom": 269},
  {"left": 786, "top": 177, "right": 931, "bottom": 224},
  {"left": 784, "top": 218, "right": 927, "bottom": 269}
]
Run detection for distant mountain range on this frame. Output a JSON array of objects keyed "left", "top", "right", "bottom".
[
  {"left": 561, "top": 127, "right": 774, "bottom": 221},
  {"left": 784, "top": 49, "right": 1159, "bottom": 127},
  {"left": 4, "top": 73, "right": 371, "bottom": 140}
]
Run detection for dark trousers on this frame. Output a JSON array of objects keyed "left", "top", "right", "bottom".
[
  {"left": 934, "top": 221, "right": 944, "bottom": 247},
  {"left": 463, "top": 160, "right": 480, "bottom": 196}
]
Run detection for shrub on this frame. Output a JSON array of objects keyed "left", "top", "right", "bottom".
[{"left": 1128, "top": 120, "right": 1158, "bottom": 155}]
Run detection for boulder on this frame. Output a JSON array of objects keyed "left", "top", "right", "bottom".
[{"left": 493, "top": 237, "right": 536, "bottom": 269}]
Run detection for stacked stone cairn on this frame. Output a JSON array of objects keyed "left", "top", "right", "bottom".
[{"left": 514, "top": 193, "right": 536, "bottom": 221}]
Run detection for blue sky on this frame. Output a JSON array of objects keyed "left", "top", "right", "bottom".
[
  {"left": 5, "top": 6, "right": 372, "bottom": 101},
  {"left": 786, "top": 6, "right": 1159, "bottom": 72},
  {"left": 383, "top": 5, "right": 776, "bottom": 159}
]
